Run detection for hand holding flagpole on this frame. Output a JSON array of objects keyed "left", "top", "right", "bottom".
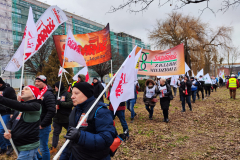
[{"left": 0, "top": 115, "right": 18, "bottom": 156}]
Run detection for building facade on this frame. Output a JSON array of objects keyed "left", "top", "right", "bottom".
[{"left": 0, "top": 0, "right": 150, "bottom": 81}]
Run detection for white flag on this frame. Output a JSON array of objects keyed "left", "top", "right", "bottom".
[
  {"left": 203, "top": 73, "right": 212, "bottom": 84},
  {"left": 64, "top": 27, "right": 86, "bottom": 67},
  {"left": 196, "top": 69, "right": 204, "bottom": 78},
  {"left": 192, "top": 70, "right": 195, "bottom": 77},
  {"left": 170, "top": 75, "right": 178, "bottom": 87},
  {"left": 58, "top": 66, "right": 69, "bottom": 77},
  {"left": 5, "top": 7, "right": 37, "bottom": 72},
  {"left": 5, "top": 6, "right": 67, "bottom": 72},
  {"left": 72, "top": 67, "right": 89, "bottom": 82},
  {"left": 185, "top": 62, "right": 190, "bottom": 73},
  {"left": 110, "top": 46, "right": 137, "bottom": 113}
]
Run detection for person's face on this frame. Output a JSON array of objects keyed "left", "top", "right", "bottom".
[
  {"left": 148, "top": 82, "right": 153, "bottom": 86},
  {"left": 93, "top": 79, "right": 98, "bottom": 83},
  {"left": 71, "top": 87, "right": 88, "bottom": 106},
  {"left": 78, "top": 77, "right": 81, "bottom": 82},
  {"left": 184, "top": 77, "right": 188, "bottom": 80},
  {"left": 55, "top": 86, "right": 59, "bottom": 92},
  {"left": 35, "top": 80, "right": 46, "bottom": 89},
  {"left": 0, "top": 84, "right": 2, "bottom": 87},
  {"left": 21, "top": 87, "right": 34, "bottom": 101},
  {"left": 160, "top": 80, "right": 165, "bottom": 85}
]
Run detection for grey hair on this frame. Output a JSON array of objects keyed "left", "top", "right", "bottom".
[{"left": 160, "top": 78, "right": 166, "bottom": 83}]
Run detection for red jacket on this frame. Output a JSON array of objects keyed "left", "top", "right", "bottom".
[{"left": 226, "top": 78, "right": 239, "bottom": 90}]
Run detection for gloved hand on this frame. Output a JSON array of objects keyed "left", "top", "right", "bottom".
[{"left": 64, "top": 127, "right": 81, "bottom": 142}]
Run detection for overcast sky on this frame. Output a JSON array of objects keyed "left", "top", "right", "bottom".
[{"left": 39, "top": 0, "right": 240, "bottom": 51}]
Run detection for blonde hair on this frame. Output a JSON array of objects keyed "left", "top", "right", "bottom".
[{"left": 160, "top": 78, "right": 166, "bottom": 83}]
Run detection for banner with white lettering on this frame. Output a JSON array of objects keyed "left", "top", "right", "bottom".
[{"left": 5, "top": 6, "right": 67, "bottom": 72}]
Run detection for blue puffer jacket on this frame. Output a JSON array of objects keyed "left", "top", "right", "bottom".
[
  {"left": 60, "top": 96, "right": 116, "bottom": 160},
  {"left": 191, "top": 80, "right": 199, "bottom": 91}
]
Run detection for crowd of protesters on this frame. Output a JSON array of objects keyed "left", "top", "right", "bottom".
[{"left": 0, "top": 72, "right": 239, "bottom": 160}]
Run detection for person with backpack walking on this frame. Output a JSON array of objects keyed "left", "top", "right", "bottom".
[
  {"left": 197, "top": 76, "right": 205, "bottom": 100},
  {"left": 157, "top": 78, "right": 172, "bottom": 123},
  {"left": 211, "top": 77, "right": 217, "bottom": 92},
  {"left": 226, "top": 74, "right": 239, "bottom": 99}
]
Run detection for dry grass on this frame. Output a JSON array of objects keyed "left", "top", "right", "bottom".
[{"left": 1, "top": 87, "right": 240, "bottom": 160}]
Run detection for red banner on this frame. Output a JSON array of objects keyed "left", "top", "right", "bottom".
[{"left": 53, "top": 24, "right": 111, "bottom": 67}]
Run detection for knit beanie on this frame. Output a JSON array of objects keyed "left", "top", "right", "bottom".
[
  {"left": 73, "top": 82, "right": 93, "bottom": 98},
  {"left": 35, "top": 75, "right": 47, "bottom": 84},
  {"left": 54, "top": 81, "right": 65, "bottom": 91},
  {"left": 25, "top": 85, "right": 40, "bottom": 99},
  {"left": 0, "top": 77, "right": 5, "bottom": 84}
]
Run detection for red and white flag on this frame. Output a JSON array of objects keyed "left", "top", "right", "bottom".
[
  {"left": 5, "top": 6, "right": 67, "bottom": 72},
  {"left": 58, "top": 66, "right": 69, "bottom": 77},
  {"left": 110, "top": 46, "right": 137, "bottom": 113},
  {"left": 170, "top": 75, "right": 178, "bottom": 87},
  {"left": 72, "top": 67, "right": 89, "bottom": 82},
  {"left": 64, "top": 27, "right": 87, "bottom": 67},
  {"left": 5, "top": 7, "right": 37, "bottom": 72}
]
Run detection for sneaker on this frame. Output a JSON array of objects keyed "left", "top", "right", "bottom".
[
  {"left": 165, "top": 119, "right": 169, "bottom": 123},
  {"left": 50, "top": 147, "right": 57, "bottom": 154},
  {"left": 181, "top": 110, "right": 186, "bottom": 112},
  {"left": 163, "top": 119, "right": 166, "bottom": 122},
  {"left": 0, "top": 149, "right": 6, "bottom": 155},
  {"left": 6, "top": 146, "right": 13, "bottom": 156},
  {"left": 149, "top": 117, "right": 153, "bottom": 120},
  {"left": 190, "top": 108, "right": 192, "bottom": 111},
  {"left": 134, "top": 113, "right": 137, "bottom": 117},
  {"left": 130, "top": 118, "right": 134, "bottom": 123}
]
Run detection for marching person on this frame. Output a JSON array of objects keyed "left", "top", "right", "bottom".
[
  {"left": 77, "top": 74, "right": 86, "bottom": 83},
  {"left": 143, "top": 79, "right": 158, "bottom": 120},
  {"left": 35, "top": 75, "right": 56, "bottom": 160},
  {"left": 190, "top": 77, "right": 199, "bottom": 103},
  {"left": 226, "top": 74, "right": 239, "bottom": 99},
  {"left": 0, "top": 85, "right": 41, "bottom": 160},
  {"left": 180, "top": 76, "right": 192, "bottom": 112},
  {"left": 107, "top": 86, "right": 129, "bottom": 137},
  {"left": 59, "top": 82, "right": 117, "bottom": 160},
  {"left": 93, "top": 78, "right": 104, "bottom": 102},
  {"left": 197, "top": 76, "right": 205, "bottom": 100},
  {"left": 158, "top": 78, "right": 172, "bottom": 123},
  {"left": 211, "top": 77, "right": 217, "bottom": 92},
  {"left": 126, "top": 82, "right": 138, "bottom": 123},
  {"left": 219, "top": 77, "right": 223, "bottom": 87},
  {"left": 204, "top": 78, "right": 211, "bottom": 97},
  {"left": 50, "top": 82, "right": 73, "bottom": 154},
  {"left": 0, "top": 77, "right": 16, "bottom": 155}
]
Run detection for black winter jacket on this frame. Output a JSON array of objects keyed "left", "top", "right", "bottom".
[
  {"left": 0, "top": 83, "right": 17, "bottom": 115},
  {"left": 157, "top": 83, "right": 172, "bottom": 110},
  {"left": 40, "top": 85, "right": 56, "bottom": 128},
  {"left": 93, "top": 81, "right": 104, "bottom": 102},
  {"left": 179, "top": 80, "right": 192, "bottom": 96},
  {"left": 54, "top": 89, "right": 73, "bottom": 124}
]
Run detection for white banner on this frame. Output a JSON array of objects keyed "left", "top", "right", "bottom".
[{"left": 5, "top": 6, "right": 67, "bottom": 72}]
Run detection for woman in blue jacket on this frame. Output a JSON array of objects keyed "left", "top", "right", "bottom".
[{"left": 190, "top": 77, "right": 199, "bottom": 103}]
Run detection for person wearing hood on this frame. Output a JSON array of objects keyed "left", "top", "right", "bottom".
[
  {"left": 179, "top": 76, "right": 192, "bottom": 112},
  {"left": 78, "top": 74, "right": 86, "bottom": 83},
  {"left": 93, "top": 78, "right": 104, "bottom": 102},
  {"left": 59, "top": 82, "right": 117, "bottom": 160},
  {"left": 157, "top": 78, "right": 172, "bottom": 123},
  {"left": 35, "top": 75, "right": 56, "bottom": 160},
  {"left": 0, "top": 77, "right": 16, "bottom": 155},
  {"left": 143, "top": 79, "right": 159, "bottom": 120},
  {"left": 50, "top": 82, "right": 73, "bottom": 154},
  {"left": 1, "top": 85, "right": 41, "bottom": 159},
  {"left": 226, "top": 74, "right": 239, "bottom": 99}
]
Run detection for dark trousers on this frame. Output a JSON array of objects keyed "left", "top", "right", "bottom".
[
  {"left": 172, "top": 87, "right": 177, "bottom": 96},
  {"left": 197, "top": 88, "right": 204, "bottom": 99},
  {"left": 145, "top": 105, "right": 154, "bottom": 118},
  {"left": 179, "top": 88, "right": 181, "bottom": 101},
  {"left": 212, "top": 84, "right": 217, "bottom": 92},
  {"left": 110, "top": 110, "right": 129, "bottom": 136},
  {"left": 162, "top": 109, "right": 168, "bottom": 120},
  {"left": 191, "top": 90, "right": 197, "bottom": 102},
  {"left": 205, "top": 86, "right": 211, "bottom": 96},
  {"left": 181, "top": 95, "right": 192, "bottom": 111},
  {"left": 52, "top": 122, "right": 69, "bottom": 148}
]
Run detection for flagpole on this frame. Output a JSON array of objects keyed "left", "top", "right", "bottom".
[
  {"left": 19, "top": 32, "right": 28, "bottom": 94},
  {"left": 63, "top": 72, "right": 69, "bottom": 84},
  {"left": 53, "top": 64, "right": 124, "bottom": 160},
  {"left": 0, "top": 114, "right": 18, "bottom": 156},
  {"left": 57, "top": 57, "right": 66, "bottom": 104}
]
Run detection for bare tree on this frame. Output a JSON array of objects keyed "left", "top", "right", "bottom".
[
  {"left": 225, "top": 47, "right": 239, "bottom": 75},
  {"left": 89, "top": 51, "right": 125, "bottom": 81},
  {"left": 148, "top": 12, "right": 232, "bottom": 74},
  {"left": 25, "top": 39, "right": 54, "bottom": 76},
  {"left": 109, "top": 0, "right": 240, "bottom": 15}
]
